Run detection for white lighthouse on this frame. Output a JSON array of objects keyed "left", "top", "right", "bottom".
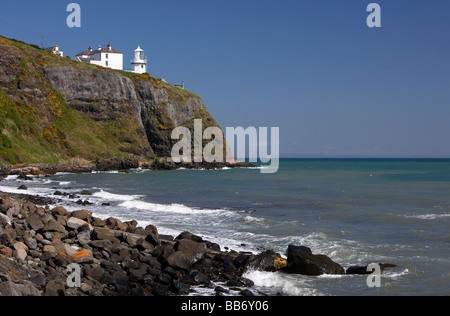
[{"left": 131, "top": 45, "right": 147, "bottom": 74}]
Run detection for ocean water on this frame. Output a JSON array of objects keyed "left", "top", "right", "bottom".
[{"left": 1, "top": 159, "right": 449, "bottom": 296}]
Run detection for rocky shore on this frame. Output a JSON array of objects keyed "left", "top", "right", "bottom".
[
  {"left": 0, "top": 176, "right": 395, "bottom": 297},
  {"left": 0, "top": 157, "right": 256, "bottom": 179}
]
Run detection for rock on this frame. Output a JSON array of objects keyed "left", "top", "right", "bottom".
[
  {"left": 72, "top": 250, "right": 93, "bottom": 264},
  {"left": 145, "top": 231, "right": 160, "bottom": 247},
  {"left": 245, "top": 250, "right": 279, "bottom": 272},
  {"left": 0, "top": 247, "right": 12, "bottom": 258},
  {"left": 43, "top": 245, "right": 58, "bottom": 258},
  {"left": 15, "top": 248, "right": 27, "bottom": 261},
  {"left": 185, "top": 270, "right": 211, "bottom": 286},
  {"left": 81, "top": 190, "right": 93, "bottom": 196},
  {"left": 176, "top": 231, "right": 203, "bottom": 242},
  {"left": 44, "top": 279, "right": 66, "bottom": 296},
  {"left": 13, "top": 241, "right": 28, "bottom": 252},
  {"left": 240, "top": 289, "right": 254, "bottom": 296},
  {"left": 346, "top": 265, "right": 372, "bottom": 275},
  {"left": 67, "top": 217, "right": 92, "bottom": 231},
  {"left": 0, "top": 213, "right": 11, "bottom": 226},
  {"left": 43, "top": 220, "right": 68, "bottom": 235},
  {"left": 90, "top": 240, "right": 113, "bottom": 250},
  {"left": 0, "top": 274, "right": 41, "bottom": 296},
  {"left": 346, "top": 263, "right": 397, "bottom": 275},
  {"left": 92, "top": 227, "right": 119, "bottom": 243},
  {"left": 51, "top": 206, "right": 67, "bottom": 217},
  {"left": 24, "top": 237, "right": 38, "bottom": 250},
  {"left": 165, "top": 240, "right": 206, "bottom": 271},
  {"left": 71, "top": 209, "right": 92, "bottom": 222},
  {"left": 25, "top": 213, "right": 44, "bottom": 231},
  {"left": 285, "top": 245, "right": 345, "bottom": 276},
  {"left": 17, "top": 185, "right": 27, "bottom": 190},
  {"left": 77, "top": 230, "right": 91, "bottom": 243}
]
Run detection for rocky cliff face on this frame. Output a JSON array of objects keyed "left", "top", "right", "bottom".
[{"left": 0, "top": 36, "right": 225, "bottom": 164}]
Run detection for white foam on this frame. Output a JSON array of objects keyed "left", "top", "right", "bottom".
[
  {"left": 404, "top": 213, "right": 450, "bottom": 220},
  {"left": 244, "top": 270, "right": 322, "bottom": 296},
  {"left": 93, "top": 190, "right": 142, "bottom": 201},
  {"left": 118, "top": 199, "right": 227, "bottom": 215}
]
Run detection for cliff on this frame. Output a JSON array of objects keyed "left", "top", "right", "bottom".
[{"left": 0, "top": 36, "right": 226, "bottom": 165}]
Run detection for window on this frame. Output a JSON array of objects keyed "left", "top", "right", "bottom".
[
  {"left": 106, "top": 61, "right": 109, "bottom": 67},
  {"left": 141, "top": 65, "right": 144, "bottom": 68},
  {"left": 106, "top": 54, "right": 109, "bottom": 59}
]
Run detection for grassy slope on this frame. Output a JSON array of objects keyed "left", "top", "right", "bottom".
[
  {"left": 0, "top": 36, "right": 221, "bottom": 165},
  {"left": 0, "top": 36, "right": 148, "bottom": 164}
]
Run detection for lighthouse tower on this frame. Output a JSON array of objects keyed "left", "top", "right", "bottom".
[{"left": 131, "top": 45, "right": 147, "bottom": 74}]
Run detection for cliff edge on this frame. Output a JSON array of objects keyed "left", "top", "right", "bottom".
[{"left": 0, "top": 36, "right": 228, "bottom": 166}]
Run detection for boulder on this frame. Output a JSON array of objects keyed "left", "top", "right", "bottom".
[
  {"left": 244, "top": 250, "right": 280, "bottom": 272},
  {"left": 285, "top": 245, "right": 345, "bottom": 276},
  {"left": 51, "top": 206, "right": 68, "bottom": 217},
  {"left": 67, "top": 217, "right": 92, "bottom": 231},
  {"left": 71, "top": 210, "right": 92, "bottom": 222},
  {"left": 165, "top": 240, "right": 206, "bottom": 271},
  {"left": 25, "top": 213, "right": 44, "bottom": 231},
  {"left": 44, "top": 279, "right": 66, "bottom": 296},
  {"left": 92, "top": 227, "right": 120, "bottom": 243}
]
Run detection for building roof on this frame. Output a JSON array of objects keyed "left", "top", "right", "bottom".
[
  {"left": 45, "top": 46, "right": 63, "bottom": 52},
  {"left": 76, "top": 45, "right": 122, "bottom": 57}
]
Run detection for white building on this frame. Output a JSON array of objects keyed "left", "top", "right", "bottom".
[
  {"left": 76, "top": 43, "right": 123, "bottom": 70},
  {"left": 131, "top": 45, "right": 147, "bottom": 74},
  {"left": 45, "top": 45, "right": 63, "bottom": 57}
]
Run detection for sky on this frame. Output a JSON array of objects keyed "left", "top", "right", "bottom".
[{"left": 1, "top": 0, "right": 449, "bottom": 158}]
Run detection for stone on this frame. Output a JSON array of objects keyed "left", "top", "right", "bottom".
[
  {"left": 15, "top": 248, "right": 27, "bottom": 261},
  {"left": 0, "top": 247, "right": 12, "bottom": 258},
  {"left": 24, "top": 237, "right": 38, "bottom": 250},
  {"left": 72, "top": 251, "right": 93, "bottom": 264},
  {"left": 0, "top": 213, "right": 11, "bottom": 226},
  {"left": 81, "top": 190, "right": 93, "bottom": 196},
  {"left": 92, "top": 227, "right": 119, "bottom": 243},
  {"left": 165, "top": 240, "right": 206, "bottom": 271},
  {"left": 176, "top": 231, "right": 203, "bottom": 243},
  {"left": 285, "top": 245, "right": 345, "bottom": 276},
  {"left": 25, "top": 213, "right": 44, "bottom": 231},
  {"left": 43, "top": 245, "right": 58, "bottom": 258},
  {"left": 145, "top": 231, "right": 160, "bottom": 247},
  {"left": 44, "top": 279, "right": 66, "bottom": 296},
  {"left": 43, "top": 220, "right": 67, "bottom": 235},
  {"left": 51, "top": 206, "right": 68, "bottom": 217},
  {"left": 90, "top": 240, "right": 113, "bottom": 249},
  {"left": 244, "top": 250, "right": 278, "bottom": 272},
  {"left": 67, "top": 217, "right": 92, "bottom": 231},
  {"left": 71, "top": 210, "right": 92, "bottom": 221},
  {"left": 13, "top": 241, "right": 28, "bottom": 252},
  {"left": 17, "top": 185, "right": 27, "bottom": 190}
]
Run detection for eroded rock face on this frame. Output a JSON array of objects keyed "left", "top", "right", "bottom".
[{"left": 43, "top": 65, "right": 215, "bottom": 158}]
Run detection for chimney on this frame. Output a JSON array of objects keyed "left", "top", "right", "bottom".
[
  {"left": 89, "top": 46, "right": 93, "bottom": 52},
  {"left": 108, "top": 43, "right": 112, "bottom": 51},
  {"left": 98, "top": 45, "right": 102, "bottom": 51}
]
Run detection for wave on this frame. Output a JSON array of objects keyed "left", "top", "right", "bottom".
[
  {"left": 243, "top": 270, "right": 322, "bottom": 296},
  {"left": 403, "top": 213, "right": 450, "bottom": 220},
  {"left": 118, "top": 199, "right": 227, "bottom": 215},
  {"left": 93, "top": 190, "right": 143, "bottom": 202}
]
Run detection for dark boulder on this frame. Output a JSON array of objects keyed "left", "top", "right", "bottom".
[
  {"left": 285, "top": 245, "right": 345, "bottom": 276},
  {"left": 164, "top": 240, "right": 206, "bottom": 271},
  {"left": 244, "top": 250, "right": 278, "bottom": 272}
]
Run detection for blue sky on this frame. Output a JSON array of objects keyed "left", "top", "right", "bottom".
[{"left": 1, "top": 0, "right": 449, "bottom": 158}]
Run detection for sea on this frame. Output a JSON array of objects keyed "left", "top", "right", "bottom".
[{"left": 1, "top": 159, "right": 449, "bottom": 296}]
